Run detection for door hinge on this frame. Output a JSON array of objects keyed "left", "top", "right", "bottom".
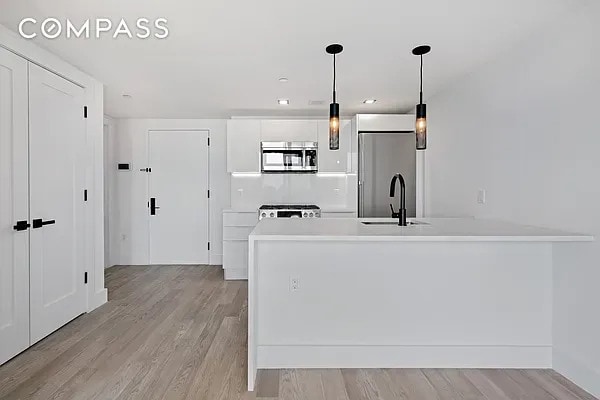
[
  {"left": 208, "top": 242, "right": 210, "bottom": 251},
  {"left": 207, "top": 137, "right": 210, "bottom": 146},
  {"left": 83, "top": 106, "right": 88, "bottom": 119},
  {"left": 84, "top": 272, "right": 88, "bottom": 284},
  {"left": 207, "top": 190, "right": 210, "bottom": 198},
  {"left": 84, "top": 189, "right": 88, "bottom": 202}
]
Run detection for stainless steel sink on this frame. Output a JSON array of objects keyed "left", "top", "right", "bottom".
[{"left": 361, "top": 220, "right": 428, "bottom": 226}]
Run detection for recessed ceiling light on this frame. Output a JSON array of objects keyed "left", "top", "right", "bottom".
[
  {"left": 363, "top": 99, "right": 377, "bottom": 104},
  {"left": 278, "top": 99, "right": 290, "bottom": 105},
  {"left": 278, "top": 77, "right": 289, "bottom": 83}
]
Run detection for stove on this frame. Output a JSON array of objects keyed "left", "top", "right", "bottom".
[{"left": 259, "top": 204, "right": 321, "bottom": 220}]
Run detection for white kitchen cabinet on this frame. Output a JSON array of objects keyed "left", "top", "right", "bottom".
[
  {"left": 317, "top": 119, "right": 351, "bottom": 173},
  {"left": 222, "top": 211, "right": 258, "bottom": 280},
  {"left": 260, "top": 120, "right": 318, "bottom": 142},
  {"left": 223, "top": 241, "right": 249, "bottom": 280},
  {"left": 227, "top": 120, "right": 261, "bottom": 173}
]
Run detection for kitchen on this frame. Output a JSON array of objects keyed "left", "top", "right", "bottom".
[
  {"left": 224, "top": 115, "right": 417, "bottom": 280},
  {"left": 1, "top": 1, "right": 599, "bottom": 399}
]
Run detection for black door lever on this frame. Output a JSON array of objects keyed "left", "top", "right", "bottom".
[
  {"left": 32, "top": 219, "right": 56, "bottom": 229},
  {"left": 150, "top": 198, "right": 160, "bottom": 215},
  {"left": 13, "top": 220, "right": 30, "bottom": 231}
]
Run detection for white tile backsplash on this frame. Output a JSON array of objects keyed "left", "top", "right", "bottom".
[{"left": 230, "top": 173, "right": 357, "bottom": 211}]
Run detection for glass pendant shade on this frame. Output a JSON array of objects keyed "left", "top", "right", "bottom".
[
  {"left": 412, "top": 45, "right": 431, "bottom": 151},
  {"left": 416, "top": 103, "right": 427, "bottom": 150},
  {"left": 329, "top": 102, "right": 340, "bottom": 150},
  {"left": 326, "top": 43, "right": 343, "bottom": 151}
]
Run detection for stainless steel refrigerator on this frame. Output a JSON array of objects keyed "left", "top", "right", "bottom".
[{"left": 358, "top": 132, "right": 416, "bottom": 218}]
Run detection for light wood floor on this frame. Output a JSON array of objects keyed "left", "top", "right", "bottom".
[{"left": 0, "top": 265, "right": 596, "bottom": 400}]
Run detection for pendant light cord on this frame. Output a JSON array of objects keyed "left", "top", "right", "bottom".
[
  {"left": 419, "top": 55, "right": 423, "bottom": 104},
  {"left": 333, "top": 54, "right": 337, "bottom": 103}
]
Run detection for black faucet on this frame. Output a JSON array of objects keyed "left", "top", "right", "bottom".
[{"left": 389, "top": 173, "right": 407, "bottom": 226}]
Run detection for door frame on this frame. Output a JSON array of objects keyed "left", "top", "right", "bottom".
[{"left": 146, "top": 129, "right": 211, "bottom": 265}]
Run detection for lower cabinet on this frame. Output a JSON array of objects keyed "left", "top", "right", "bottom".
[
  {"left": 223, "top": 211, "right": 258, "bottom": 280},
  {"left": 223, "top": 241, "right": 249, "bottom": 280}
]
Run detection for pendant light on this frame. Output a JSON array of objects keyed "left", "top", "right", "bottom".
[
  {"left": 412, "top": 45, "right": 431, "bottom": 150},
  {"left": 326, "top": 44, "right": 343, "bottom": 150}
]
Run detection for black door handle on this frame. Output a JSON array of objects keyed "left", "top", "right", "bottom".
[
  {"left": 150, "top": 198, "right": 160, "bottom": 215},
  {"left": 32, "top": 219, "right": 56, "bottom": 229},
  {"left": 13, "top": 220, "right": 30, "bottom": 231}
]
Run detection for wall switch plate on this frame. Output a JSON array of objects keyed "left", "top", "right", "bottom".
[
  {"left": 290, "top": 277, "right": 300, "bottom": 292},
  {"left": 477, "top": 189, "right": 486, "bottom": 204}
]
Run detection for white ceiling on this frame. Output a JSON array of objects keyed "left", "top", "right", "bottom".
[{"left": 0, "top": 0, "right": 581, "bottom": 118}]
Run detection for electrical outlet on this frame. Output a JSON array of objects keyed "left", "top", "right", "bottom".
[
  {"left": 290, "top": 277, "right": 300, "bottom": 292},
  {"left": 121, "top": 234, "right": 127, "bottom": 241},
  {"left": 477, "top": 189, "right": 486, "bottom": 205}
]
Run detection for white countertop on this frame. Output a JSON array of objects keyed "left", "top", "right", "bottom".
[{"left": 249, "top": 217, "right": 594, "bottom": 242}]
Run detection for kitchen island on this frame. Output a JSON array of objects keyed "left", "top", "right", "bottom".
[{"left": 246, "top": 217, "right": 593, "bottom": 390}]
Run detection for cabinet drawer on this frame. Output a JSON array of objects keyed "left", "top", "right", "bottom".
[
  {"left": 223, "top": 226, "right": 255, "bottom": 241},
  {"left": 223, "top": 241, "right": 248, "bottom": 269},
  {"left": 223, "top": 212, "right": 258, "bottom": 227}
]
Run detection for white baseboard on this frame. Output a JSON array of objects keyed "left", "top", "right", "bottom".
[
  {"left": 224, "top": 268, "right": 248, "bottom": 280},
  {"left": 553, "top": 349, "right": 600, "bottom": 398},
  {"left": 257, "top": 345, "right": 552, "bottom": 369},
  {"left": 88, "top": 289, "right": 108, "bottom": 312}
]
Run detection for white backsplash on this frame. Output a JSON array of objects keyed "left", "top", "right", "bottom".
[{"left": 230, "top": 173, "right": 357, "bottom": 211}]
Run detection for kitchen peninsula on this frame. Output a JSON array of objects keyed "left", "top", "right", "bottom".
[{"left": 246, "top": 217, "right": 593, "bottom": 390}]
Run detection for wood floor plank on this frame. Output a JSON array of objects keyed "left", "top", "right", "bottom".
[
  {"left": 341, "top": 369, "right": 383, "bottom": 400},
  {"left": 256, "top": 370, "right": 280, "bottom": 398},
  {"left": 1, "top": 265, "right": 598, "bottom": 400},
  {"left": 319, "top": 369, "right": 350, "bottom": 400},
  {"left": 280, "top": 369, "right": 326, "bottom": 400},
  {"left": 387, "top": 369, "right": 441, "bottom": 400}
]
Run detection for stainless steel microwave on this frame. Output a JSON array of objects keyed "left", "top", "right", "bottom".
[{"left": 261, "top": 142, "right": 318, "bottom": 173}]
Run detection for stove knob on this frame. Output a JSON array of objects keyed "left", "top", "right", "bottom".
[
  {"left": 303, "top": 212, "right": 308, "bottom": 217},
  {"left": 309, "top": 212, "right": 314, "bottom": 217},
  {"left": 261, "top": 212, "right": 266, "bottom": 218},
  {"left": 270, "top": 212, "right": 275, "bottom": 217}
]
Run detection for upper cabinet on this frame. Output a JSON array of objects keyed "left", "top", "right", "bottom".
[
  {"left": 226, "top": 118, "right": 353, "bottom": 173},
  {"left": 317, "top": 119, "right": 351, "bottom": 173},
  {"left": 260, "top": 120, "right": 318, "bottom": 142},
  {"left": 227, "top": 120, "right": 261, "bottom": 173}
]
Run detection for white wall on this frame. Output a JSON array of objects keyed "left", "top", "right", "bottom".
[
  {"left": 424, "top": 2, "right": 599, "bottom": 397},
  {"left": 0, "top": 24, "right": 106, "bottom": 311},
  {"left": 108, "top": 119, "right": 229, "bottom": 266}
]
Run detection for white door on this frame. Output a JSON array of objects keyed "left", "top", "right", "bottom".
[
  {"left": 28, "top": 64, "right": 86, "bottom": 343},
  {"left": 0, "top": 47, "right": 30, "bottom": 365},
  {"left": 148, "top": 130, "right": 209, "bottom": 264}
]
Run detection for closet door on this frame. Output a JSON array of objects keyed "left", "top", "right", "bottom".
[
  {"left": 28, "top": 64, "right": 86, "bottom": 343},
  {"left": 0, "top": 48, "right": 30, "bottom": 365}
]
